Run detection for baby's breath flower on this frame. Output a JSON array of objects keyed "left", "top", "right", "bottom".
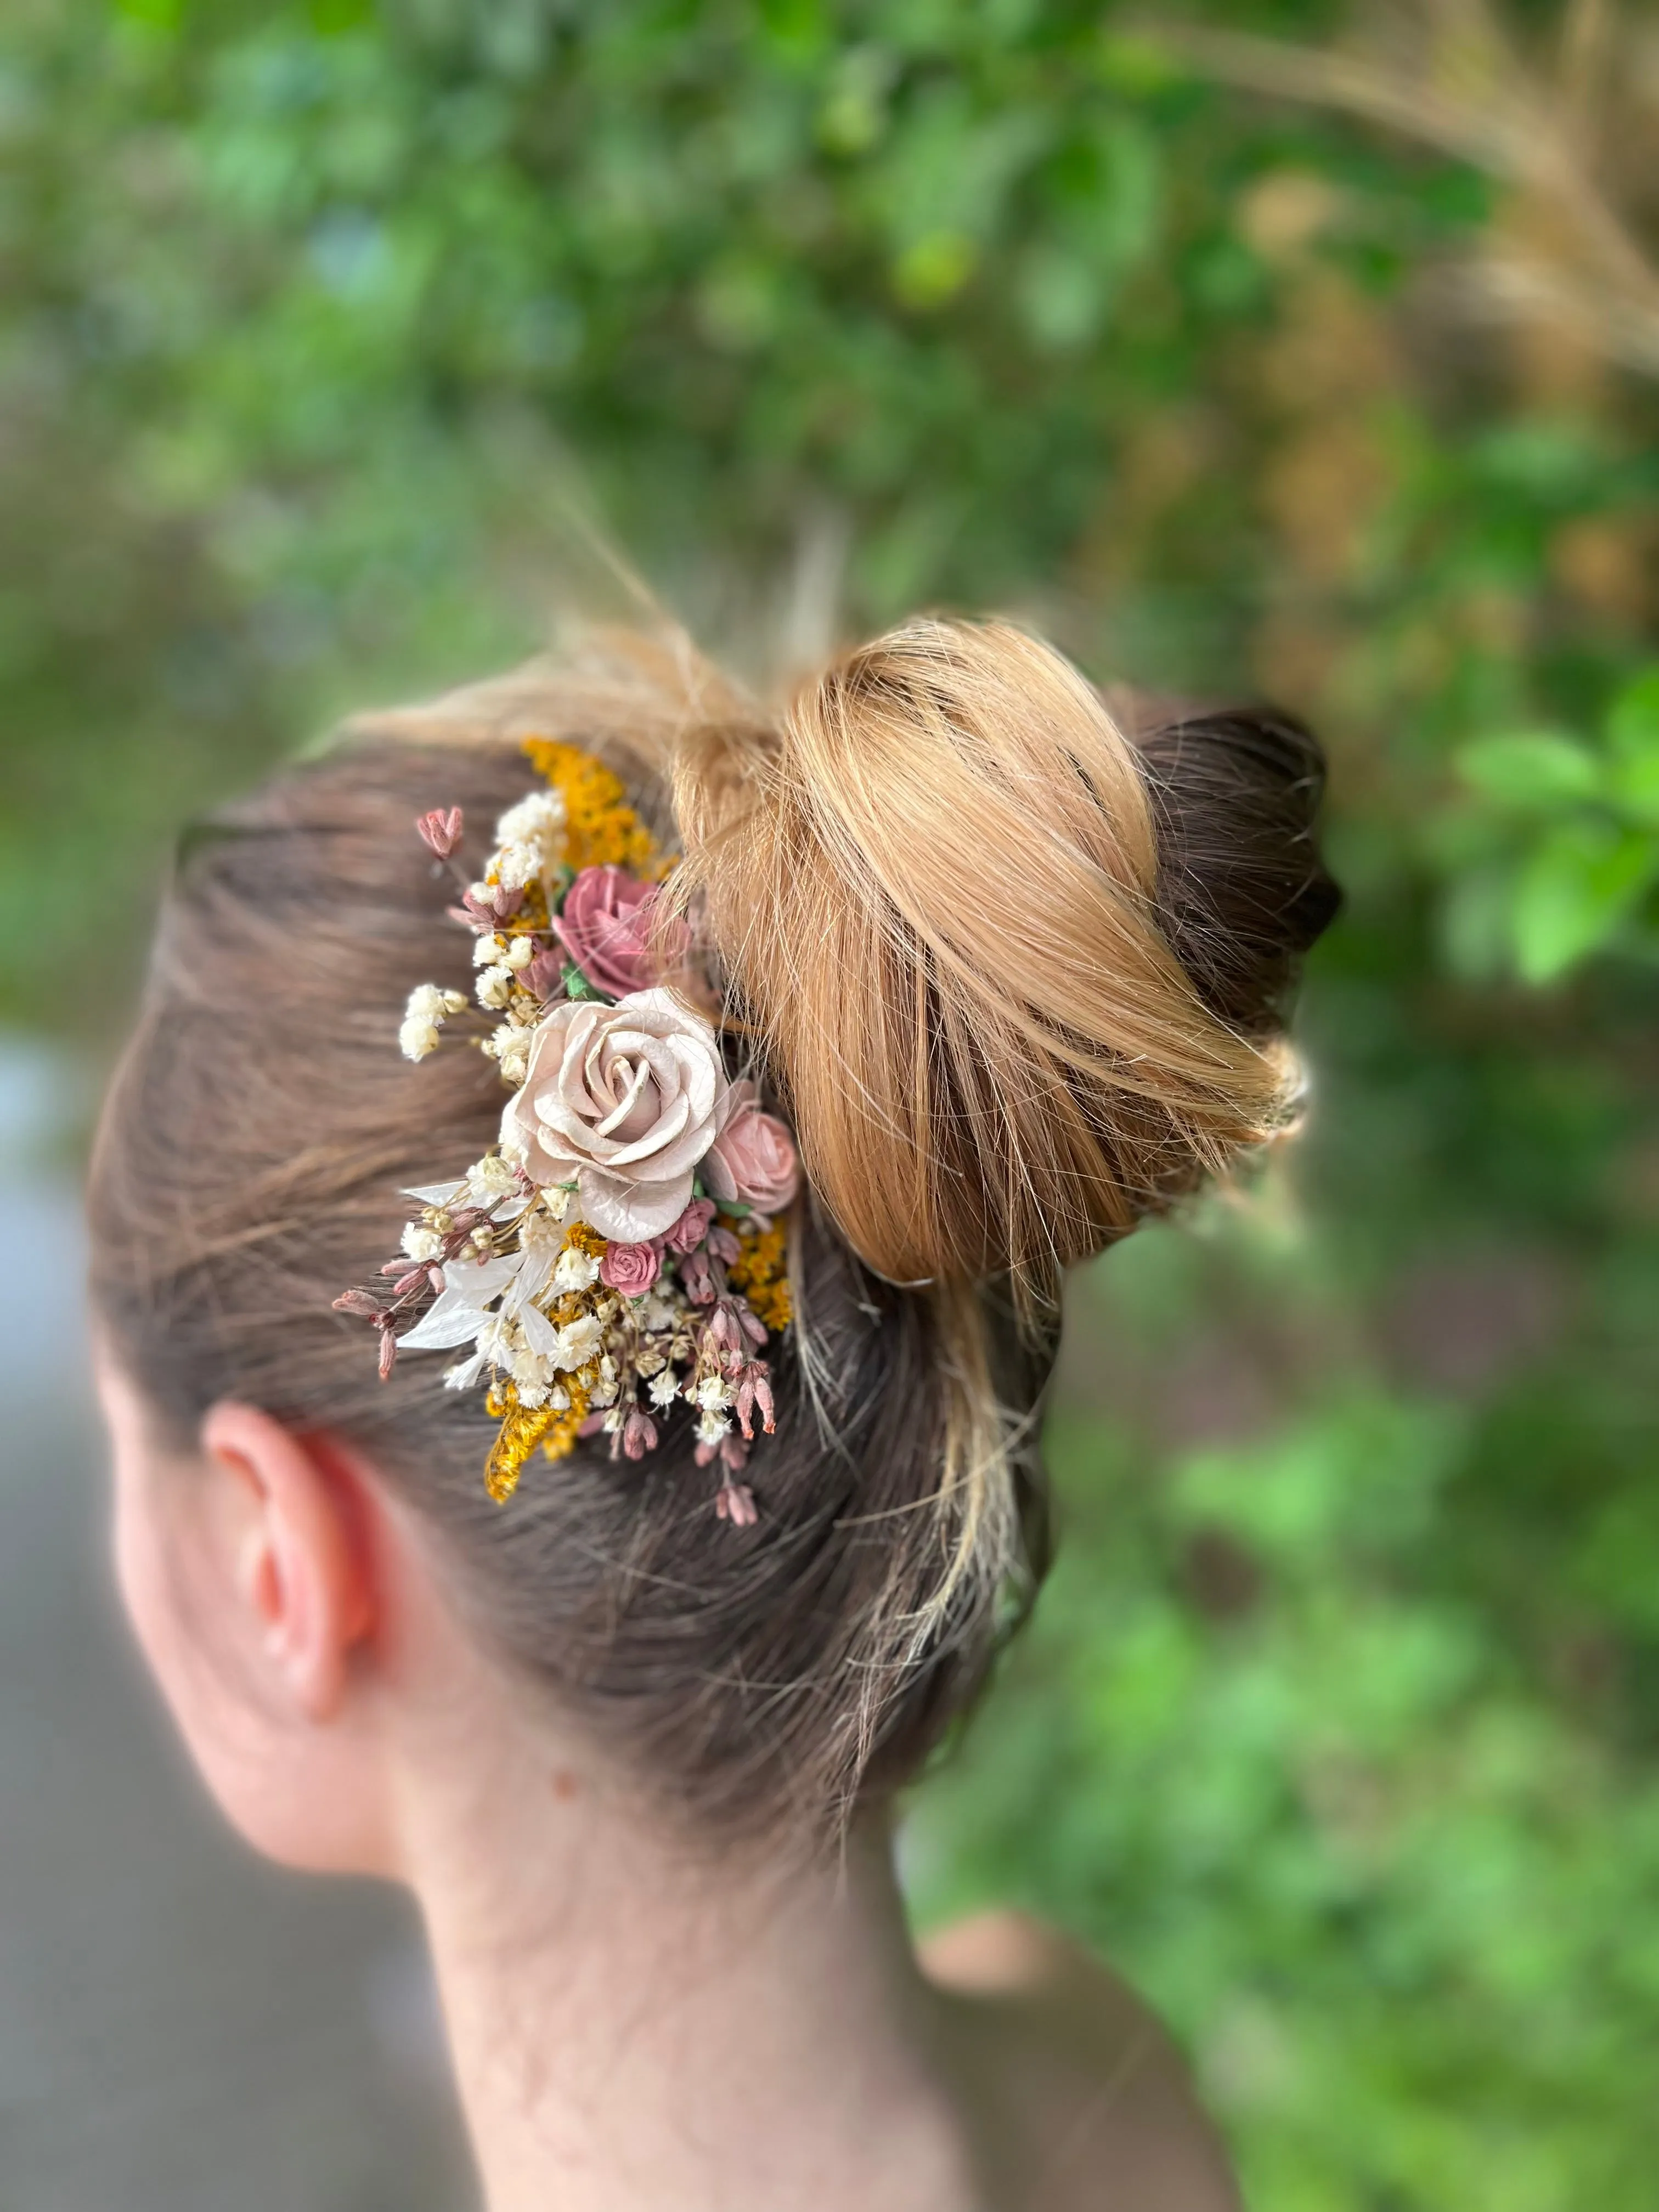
[
  {"left": 552, "top": 1314, "right": 604, "bottom": 1371},
  {"left": 476, "top": 963, "right": 514, "bottom": 1010},
  {"left": 465, "top": 1153, "right": 519, "bottom": 1206},
  {"left": 473, "top": 934, "right": 507, "bottom": 968},
  {"left": 399, "top": 983, "right": 467, "bottom": 1062},
  {"left": 401, "top": 1223, "right": 444, "bottom": 1263},
  {"left": 696, "top": 1407, "right": 731, "bottom": 1448},
  {"left": 552, "top": 1244, "right": 601, "bottom": 1295},
  {"left": 648, "top": 1369, "right": 681, "bottom": 1409},
  {"left": 500, "top": 934, "right": 535, "bottom": 972},
  {"left": 494, "top": 789, "right": 566, "bottom": 849}
]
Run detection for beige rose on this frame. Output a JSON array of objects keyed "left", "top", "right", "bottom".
[{"left": 500, "top": 988, "right": 727, "bottom": 1241}]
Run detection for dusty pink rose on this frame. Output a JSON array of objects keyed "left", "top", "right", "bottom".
[
  {"left": 554, "top": 866, "right": 684, "bottom": 1000},
  {"left": 499, "top": 988, "right": 727, "bottom": 1241},
  {"left": 704, "top": 1080, "right": 800, "bottom": 1214},
  {"left": 599, "top": 1240, "right": 662, "bottom": 1296},
  {"left": 662, "top": 1198, "right": 716, "bottom": 1255}
]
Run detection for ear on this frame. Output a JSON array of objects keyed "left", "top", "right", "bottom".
[{"left": 198, "top": 1402, "right": 378, "bottom": 1724}]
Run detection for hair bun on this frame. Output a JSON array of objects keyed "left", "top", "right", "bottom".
[{"left": 674, "top": 617, "right": 1330, "bottom": 1302}]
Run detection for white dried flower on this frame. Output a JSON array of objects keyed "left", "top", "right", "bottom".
[
  {"left": 399, "top": 983, "right": 467, "bottom": 1062},
  {"left": 695, "top": 1374, "right": 733, "bottom": 1412},
  {"left": 473, "top": 933, "right": 507, "bottom": 968},
  {"left": 494, "top": 789, "right": 566, "bottom": 849},
  {"left": 500, "top": 934, "right": 535, "bottom": 972},
  {"left": 696, "top": 1407, "right": 731, "bottom": 1447},
  {"left": 476, "top": 963, "right": 514, "bottom": 1010},
  {"left": 465, "top": 1154, "right": 519, "bottom": 1206},
  {"left": 401, "top": 1223, "right": 444, "bottom": 1263},
  {"left": 509, "top": 1343, "right": 554, "bottom": 1391},
  {"left": 476, "top": 1313, "right": 517, "bottom": 1367},
  {"left": 552, "top": 1314, "right": 605, "bottom": 1371},
  {"left": 494, "top": 842, "right": 543, "bottom": 891},
  {"left": 551, "top": 1244, "right": 601, "bottom": 1295},
  {"left": 589, "top": 1372, "right": 619, "bottom": 1410},
  {"left": 648, "top": 1369, "right": 681, "bottom": 1409}
]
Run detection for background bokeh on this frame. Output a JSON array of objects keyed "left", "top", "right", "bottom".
[{"left": 3, "top": 3, "right": 1657, "bottom": 2208}]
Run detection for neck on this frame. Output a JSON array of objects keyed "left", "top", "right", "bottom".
[{"left": 399, "top": 1727, "right": 980, "bottom": 2212}]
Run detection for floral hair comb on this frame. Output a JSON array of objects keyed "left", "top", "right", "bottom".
[{"left": 332, "top": 740, "right": 798, "bottom": 1526}]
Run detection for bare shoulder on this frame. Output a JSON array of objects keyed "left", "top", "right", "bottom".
[{"left": 918, "top": 1911, "right": 1241, "bottom": 2212}]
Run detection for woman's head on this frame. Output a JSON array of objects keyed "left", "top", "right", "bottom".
[{"left": 89, "top": 617, "right": 1338, "bottom": 1853}]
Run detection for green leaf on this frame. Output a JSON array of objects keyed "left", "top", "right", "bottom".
[
  {"left": 1606, "top": 668, "right": 1659, "bottom": 757},
  {"left": 562, "top": 962, "right": 606, "bottom": 1002},
  {"left": 1510, "top": 821, "right": 1658, "bottom": 984},
  {"left": 1457, "top": 732, "right": 1602, "bottom": 811},
  {"left": 1606, "top": 670, "right": 1659, "bottom": 826}
]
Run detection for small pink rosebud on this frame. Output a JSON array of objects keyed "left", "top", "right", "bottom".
[
  {"left": 715, "top": 1479, "right": 758, "bottom": 1527},
  {"left": 333, "top": 1289, "right": 383, "bottom": 1320},
  {"left": 378, "top": 1325, "right": 398, "bottom": 1380},
  {"left": 416, "top": 806, "right": 464, "bottom": 857},
  {"left": 663, "top": 1199, "right": 716, "bottom": 1256},
  {"left": 600, "top": 1240, "right": 662, "bottom": 1296},
  {"left": 621, "top": 1408, "right": 659, "bottom": 1462}
]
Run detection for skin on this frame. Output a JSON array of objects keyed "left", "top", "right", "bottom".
[{"left": 99, "top": 1353, "right": 1240, "bottom": 2212}]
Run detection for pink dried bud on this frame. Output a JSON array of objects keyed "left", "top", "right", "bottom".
[
  {"left": 752, "top": 1368, "right": 775, "bottom": 1435},
  {"left": 694, "top": 1438, "right": 719, "bottom": 1468},
  {"left": 621, "top": 1407, "right": 659, "bottom": 1462},
  {"left": 333, "top": 1289, "right": 383, "bottom": 1321},
  {"left": 706, "top": 1224, "right": 741, "bottom": 1265},
  {"left": 524, "top": 947, "right": 565, "bottom": 1000},
  {"left": 680, "top": 1249, "right": 717, "bottom": 1305},
  {"left": 391, "top": 1268, "right": 426, "bottom": 1296},
  {"left": 738, "top": 1302, "right": 768, "bottom": 1348},
  {"left": 663, "top": 1199, "right": 716, "bottom": 1256},
  {"left": 378, "top": 1326, "right": 398, "bottom": 1380},
  {"left": 721, "top": 1433, "right": 751, "bottom": 1474},
  {"left": 416, "top": 806, "right": 464, "bottom": 857},
  {"left": 735, "top": 1363, "right": 774, "bottom": 1441},
  {"left": 715, "top": 1479, "right": 758, "bottom": 1527},
  {"left": 708, "top": 1304, "right": 741, "bottom": 1351},
  {"left": 577, "top": 1411, "right": 608, "bottom": 1438}
]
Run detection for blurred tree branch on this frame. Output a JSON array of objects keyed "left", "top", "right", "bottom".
[{"left": 1152, "top": 0, "right": 1659, "bottom": 379}]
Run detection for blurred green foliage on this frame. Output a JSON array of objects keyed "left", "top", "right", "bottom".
[{"left": 4, "top": 2, "right": 1657, "bottom": 2204}]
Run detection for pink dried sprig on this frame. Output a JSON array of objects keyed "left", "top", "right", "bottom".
[
  {"left": 714, "top": 1477, "right": 758, "bottom": 1526},
  {"left": 416, "top": 807, "right": 464, "bottom": 858},
  {"left": 734, "top": 1362, "right": 775, "bottom": 1441}
]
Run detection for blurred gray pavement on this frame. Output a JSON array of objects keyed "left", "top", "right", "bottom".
[{"left": 0, "top": 1042, "right": 475, "bottom": 2212}]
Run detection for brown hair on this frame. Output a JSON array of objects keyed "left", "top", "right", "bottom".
[{"left": 88, "top": 617, "right": 1338, "bottom": 1839}]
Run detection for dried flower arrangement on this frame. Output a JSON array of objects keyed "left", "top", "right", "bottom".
[{"left": 333, "top": 742, "right": 798, "bottom": 1525}]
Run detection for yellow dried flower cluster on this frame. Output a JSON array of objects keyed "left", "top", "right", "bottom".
[
  {"left": 484, "top": 1373, "right": 593, "bottom": 1503},
  {"left": 727, "top": 1219, "right": 792, "bottom": 1333},
  {"left": 521, "top": 737, "right": 666, "bottom": 877}
]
